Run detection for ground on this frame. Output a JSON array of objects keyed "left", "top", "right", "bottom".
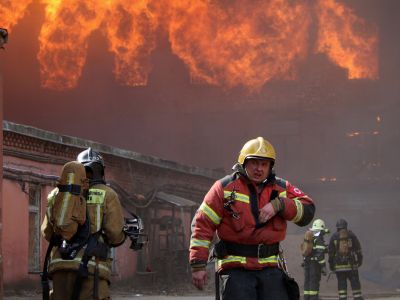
[{"left": 4, "top": 294, "right": 400, "bottom": 299}]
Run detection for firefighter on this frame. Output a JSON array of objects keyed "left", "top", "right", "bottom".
[
  {"left": 302, "top": 219, "right": 328, "bottom": 300},
  {"left": 328, "top": 219, "right": 364, "bottom": 300},
  {"left": 190, "top": 137, "right": 315, "bottom": 300},
  {"left": 41, "top": 148, "right": 127, "bottom": 300}
]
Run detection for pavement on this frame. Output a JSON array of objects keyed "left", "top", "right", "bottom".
[{"left": 4, "top": 293, "right": 400, "bottom": 300}]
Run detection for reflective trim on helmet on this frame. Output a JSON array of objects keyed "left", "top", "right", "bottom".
[
  {"left": 190, "top": 238, "right": 211, "bottom": 249},
  {"left": 258, "top": 255, "right": 278, "bottom": 264},
  {"left": 200, "top": 202, "right": 221, "bottom": 225},
  {"left": 223, "top": 191, "right": 249, "bottom": 203},
  {"left": 291, "top": 198, "right": 304, "bottom": 223}
]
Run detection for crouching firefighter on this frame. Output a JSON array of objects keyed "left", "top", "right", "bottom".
[
  {"left": 189, "top": 137, "right": 315, "bottom": 300},
  {"left": 41, "top": 148, "right": 147, "bottom": 300}
]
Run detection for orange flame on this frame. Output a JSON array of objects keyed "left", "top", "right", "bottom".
[
  {"left": 315, "top": 0, "right": 379, "bottom": 79},
  {"left": 6, "top": 0, "right": 379, "bottom": 90},
  {"left": 167, "top": 0, "right": 311, "bottom": 91},
  {"left": 104, "top": 0, "right": 158, "bottom": 86},
  {"left": 0, "top": 0, "right": 32, "bottom": 31},
  {"left": 37, "top": 0, "right": 106, "bottom": 90}
]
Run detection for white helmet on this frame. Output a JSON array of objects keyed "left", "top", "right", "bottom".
[{"left": 310, "top": 219, "right": 326, "bottom": 232}]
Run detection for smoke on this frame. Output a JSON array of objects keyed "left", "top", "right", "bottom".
[{"left": 2, "top": 0, "right": 400, "bottom": 287}]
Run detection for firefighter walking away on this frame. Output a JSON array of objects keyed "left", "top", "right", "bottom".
[
  {"left": 301, "top": 219, "right": 329, "bottom": 300},
  {"left": 189, "top": 137, "right": 315, "bottom": 300},
  {"left": 41, "top": 148, "right": 146, "bottom": 300},
  {"left": 328, "top": 218, "right": 364, "bottom": 300}
]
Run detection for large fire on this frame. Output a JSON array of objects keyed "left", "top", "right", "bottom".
[
  {"left": 2, "top": 0, "right": 379, "bottom": 91},
  {"left": 0, "top": 1, "right": 32, "bottom": 30},
  {"left": 315, "top": 0, "right": 378, "bottom": 80}
]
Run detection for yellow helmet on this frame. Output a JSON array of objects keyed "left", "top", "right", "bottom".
[
  {"left": 238, "top": 137, "right": 276, "bottom": 165},
  {"left": 311, "top": 219, "right": 326, "bottom": 231}
]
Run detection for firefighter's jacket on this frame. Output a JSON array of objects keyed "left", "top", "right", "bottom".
[
  {"left": 41, "top": 183, "right": 126, "bottom": 281},
  {"left": 190, "top": 169, "right": 315, "bottom": 273},
  {"left": 328, "top": 230, "right": 362, "bottom": 272},
  {"left": 305, "top": 232, "right": 327, "bottom": 267}
]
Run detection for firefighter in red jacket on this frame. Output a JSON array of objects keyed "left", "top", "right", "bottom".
[{"left": 190, "top": 137, "right": 315, "bottom": 299}]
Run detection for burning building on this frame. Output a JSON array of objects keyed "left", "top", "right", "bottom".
[{"left": 1, "top": 0, "right": 400, "bottom": 295}]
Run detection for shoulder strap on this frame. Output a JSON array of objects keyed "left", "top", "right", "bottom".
[
  {"left": 41, "top": 235, "right": 61, "bottom": 300},
  {"left": 219, "top": 172, "right": 238, "bottom": 188},
  {"left": 248, "top": 185, "right": 279, "bottom": 229},
  {"left": 247, "top": 184, "right": 261, "bottom": 228}
]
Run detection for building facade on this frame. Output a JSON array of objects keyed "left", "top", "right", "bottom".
[{"left": 2, "top": 121, "right": 221, "bottom": 290}]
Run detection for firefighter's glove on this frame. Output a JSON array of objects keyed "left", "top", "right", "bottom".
[{"left": 321, "top": 266, "right": 327, "bottom": 276}]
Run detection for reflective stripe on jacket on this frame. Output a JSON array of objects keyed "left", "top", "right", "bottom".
[
  {"left": 306, "top": 234, "right": 327, "bottom": 266},
  {"left": 328, "top": 230, "right": 363, "bottom": 271},
  {"left": 190, "top": 172, "right": 315, "bottom": 272},
  {"left": 41, "top": 183, "right": 126, "bottom": 280}
]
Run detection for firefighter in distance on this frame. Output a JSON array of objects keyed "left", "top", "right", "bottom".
[
  {"left": 328, "top": 219, "right": 364, "bottom": 300},
  {"left": 301, "top": 218, "right": 329, "bottom": 300}
]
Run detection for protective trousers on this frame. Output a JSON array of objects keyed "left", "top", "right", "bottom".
[
  {"left": 303, "top": 261, "right": 321, "bottom": 300},
  {"left": 50, "top": 270, "right": 110, "bottom": 300},
  {"left": 219, "top": 267, "right": 289, "bottom": 300},
  {"left": 336, "top": 270, "right": 363, "bottom": 300}
]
